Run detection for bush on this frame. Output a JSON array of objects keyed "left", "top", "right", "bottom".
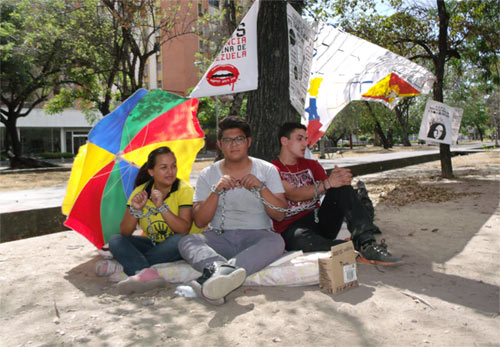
[{"left": 359, "top": 135, "right": 367, "bottom": 142}]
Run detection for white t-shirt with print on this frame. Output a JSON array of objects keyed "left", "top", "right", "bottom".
[{"left": 194, "top": 157, "right": 285, "bottom": 230}]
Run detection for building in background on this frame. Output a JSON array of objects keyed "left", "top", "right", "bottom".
[{"left": 145, "top": 0, "right": 223, "bottom": 96}]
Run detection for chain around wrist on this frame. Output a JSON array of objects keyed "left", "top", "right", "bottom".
[
  {"left": 158, "top": 202, "right": 169, "bottom": 214},
  {"left": 210, "top": 184, "right": 224, "bottom": 195},
  {"left": 253, "top": 184, "right": 266, "bottom": 192},
  {"left": 129, "top": 205, "right": 144, "bottom": 218}
]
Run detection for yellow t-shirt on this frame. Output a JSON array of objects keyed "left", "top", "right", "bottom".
[{"left": 128, "top": 179, "right": 200, "bottom": 243}]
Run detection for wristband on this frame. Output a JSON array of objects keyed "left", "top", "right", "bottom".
[{"left": 210, "top": 184, "right": 224, "bottom": 195}]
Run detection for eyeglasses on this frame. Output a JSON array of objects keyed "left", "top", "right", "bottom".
[{"left": 220, "top": 136, "right": 247, "bottom": 146}]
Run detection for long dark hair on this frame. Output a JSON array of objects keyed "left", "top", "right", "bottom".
[
  {"left": 427, "top": 122, "right": 446, "bottom": 140},
  {"left": 134, "top": 146, "right": 175, "bottom": 187}
]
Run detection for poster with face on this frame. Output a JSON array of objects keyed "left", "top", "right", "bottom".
[{"left": 418, "top": 99, "right": 461, "bottom": 145}]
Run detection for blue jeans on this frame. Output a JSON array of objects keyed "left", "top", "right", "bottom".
[{"left": 109, "top": 234, "right": 184, "bottom": 276}]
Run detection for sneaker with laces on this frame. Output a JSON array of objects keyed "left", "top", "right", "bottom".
[
  {"left": 95, "top": 260, "right": 123, "bottom": 277},
  {"left": 357, "top": 239, "right": 403, "bottom": 266},
  {"left": 191, "top": 262, "right": 246, "bottom": 302},
  {"left": 117, "top": 268, "right": 166, "bottom": 295}
]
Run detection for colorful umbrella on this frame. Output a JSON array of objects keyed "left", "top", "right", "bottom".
[{"left": 62, "top": 89, "right": 205, "bottom": 249}]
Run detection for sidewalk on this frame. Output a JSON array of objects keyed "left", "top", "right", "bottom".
[{"left": 0, "top": 143, "right": 492, "bottom": 214}]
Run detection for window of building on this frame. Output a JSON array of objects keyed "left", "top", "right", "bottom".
[
  {"left": 65, "top": 131, "right": 88, "bottom": 155},
  {"left": 198, "top": 2, "right": 202, "bottom": 16},
  {"left": 209, "top": 0, "right": 219, "bottom": 8},
  {"left": 157, "top": 60, "right": 162, "bottom": 73},
  {"left": 199, "top": 39, "right": 204, "bottom": 52},
  {"left": 20, "top": 128, "right": 62, "bottom": 155},
  {"left": 157, "top": 80, "right": 162, "bottom": 89}
]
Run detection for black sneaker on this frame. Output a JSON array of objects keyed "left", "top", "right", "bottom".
[
  {"left": 190, "top": 262, "right": 246, "bottom": 303},
  {"left": 357, "top": 239, "right": 403, "bottom": 266}
]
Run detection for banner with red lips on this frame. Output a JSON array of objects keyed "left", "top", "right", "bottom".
[{"left": 190, "top": 1, "right": 259, "bottom": 98}]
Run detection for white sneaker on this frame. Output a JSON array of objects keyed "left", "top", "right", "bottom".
[
  {"left": 194, "top": 262, "right": 246, "bottom": 301},
  {"left": 95, "top": 260, "right": 123, "bottom": 277}
]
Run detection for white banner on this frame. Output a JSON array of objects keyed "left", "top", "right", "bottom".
[
  {"left": 189, "top": 0, "right": 259, "bottom": 98},
  {"left": 304, "top": 23, "right": 436, "bottom": 146},
  {"left": 418, "top": 99, "right": 462, "bottom": 145},
  {"left": 287, "top": 4, "right": 316, "bottom": 115}
]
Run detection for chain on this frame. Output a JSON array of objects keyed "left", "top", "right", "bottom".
[
  {"left": 214, "top": 181, "right": 323, "bottom": 233},
  {"left": 129, "top": 203, "right": 170, "bottom": 245},
  {"left": 249, "top": 181, "right": 322, "bottom": 222}
]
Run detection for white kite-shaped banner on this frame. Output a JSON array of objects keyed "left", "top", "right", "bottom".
[
  {"left": 189, "top": 0, "right": 259, "bottom": 98},
  {"left": 304, "top": 23, "right": 436, "bottom": 146},
  {"left": 418, "top": 99, "right": 463, "bottom": 145}
]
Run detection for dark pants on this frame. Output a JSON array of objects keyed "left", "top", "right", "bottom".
[
  {"left": 281, "top": 185, "right": 377, "bottom": 252},
  {"left": 109, "top": 234, "right": 183, "bottom": 276}
]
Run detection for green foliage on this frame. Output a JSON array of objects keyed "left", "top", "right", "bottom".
[
  {"left": 0, "top": 0, "right": 106, "bottom": 159},
  {"left": 310, "top": 0, "right": 498, "bottom": 152}
]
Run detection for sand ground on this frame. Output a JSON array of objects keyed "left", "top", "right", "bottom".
[{"left": 0, "top": 151, "right": 499, "bottom": 346}]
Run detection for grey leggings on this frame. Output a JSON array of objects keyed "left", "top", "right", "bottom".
[{"left": 178, "top": 229, "right": 285, "bottom": 275}]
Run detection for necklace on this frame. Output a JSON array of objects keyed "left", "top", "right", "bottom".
[{"left": 278, "top": 156, "right": 299, "bottom": 173}]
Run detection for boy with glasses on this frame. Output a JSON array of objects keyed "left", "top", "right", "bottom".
[
  {"left": 178, "top": 116, "right": 287, "bottom": 304},
  {"left": 272, "top": 122, "right": 402, "bottom": 266}
]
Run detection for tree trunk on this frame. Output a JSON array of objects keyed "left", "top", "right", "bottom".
[
  {"left": 4, "top": 114, "right": 22, "bottom": 159},
  {"left": 246, "top": 1, "right": 301, "bottom": 161},
  {"left": 229, "top": 93, "right": 245, "bottom": 117},
  {"left": 365, "top": 102, "right": 390, "bottom": 149},
  {"left": 387, "top": 127, "right": 393, "bottom": 147},
  {"left": 394, "top": 99, "right": 412, "bottom": 146},
  {"left": 436, "top": 0, "right": 453, "bottom": 178}
]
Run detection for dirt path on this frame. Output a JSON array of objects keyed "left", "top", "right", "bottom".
[{"left": 0, "top": 151, "right": 498, "bottom": 346}]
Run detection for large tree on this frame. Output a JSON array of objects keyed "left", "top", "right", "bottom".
[
  {"left": 246, "top": 1, "right": 305, "bottom": 161},
  {"left": 317, "top": 0, "right": 500, "bottom": 177},
  {"left": 0, "top": 0, "right": 104, "bottom": 168}
]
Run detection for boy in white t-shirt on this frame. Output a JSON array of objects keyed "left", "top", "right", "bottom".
[{"left": 178, "top": 117, "right": 287, "bottom": 304}]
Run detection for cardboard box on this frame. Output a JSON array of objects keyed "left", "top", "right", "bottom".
[{"left": 318, "top": 242, "right": 359, "bottom": 295}]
